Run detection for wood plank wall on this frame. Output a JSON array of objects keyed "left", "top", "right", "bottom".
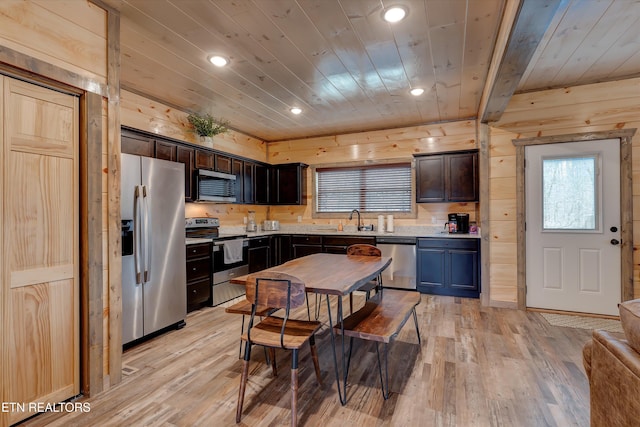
[
  {"left": 0, "top": 0, "right": 113, "bottom": 408},
  {"left": 267, "top": 121, "right": 480, "bottom": 228},
  {"left": 0, "top": 0, "right": 107, "bottom": 85},
  {"left": 120, "top": 90, "right": 269, "bottom": 224},
  {"left": 491, "top": 76, "right": 640, "bottom": 304},
  {"left": 486, "top": 127, "right": 518, "bottom": 304}
]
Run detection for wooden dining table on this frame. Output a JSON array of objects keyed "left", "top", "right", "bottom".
[{"left": 231, "top": 252, "right": 392, "bottom": 405}]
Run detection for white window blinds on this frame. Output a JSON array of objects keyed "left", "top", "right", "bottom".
[{"left": 316, "top": 163, "right": 411, "bottom": 213}]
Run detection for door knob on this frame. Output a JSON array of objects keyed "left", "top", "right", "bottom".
[
  {"left": 611, "top": 239, "right": 620, "bottom": 245},
  {"left": 610, "top": 226, "right": 618, "bottom": 232}
]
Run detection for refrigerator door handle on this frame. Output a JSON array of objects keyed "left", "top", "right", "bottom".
[
  {"left": 134, "top": 185, "right": 142, "bottom": 284},
  {"left": 142, "top": 185, "right": 151, "bottom": 282}
]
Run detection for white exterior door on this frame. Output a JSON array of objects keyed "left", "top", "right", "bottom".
[{"left": 525, "top": 139, "right": 621, "bottom": 315}]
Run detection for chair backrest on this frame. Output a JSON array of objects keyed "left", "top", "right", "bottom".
[
  {"left": 346, "top": 244, "right": 381, "bottom": 257},
  {"left": 245, "top": 271, "right": 306, "bottom": 310}
]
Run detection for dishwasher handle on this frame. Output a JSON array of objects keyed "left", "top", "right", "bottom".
[{"left": 376, "top": 237, "right": 416, "bottom": 245}]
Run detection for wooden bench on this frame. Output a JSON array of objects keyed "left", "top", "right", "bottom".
[{"left": 334, "top": 289, "right": 421, "bottom": 399}]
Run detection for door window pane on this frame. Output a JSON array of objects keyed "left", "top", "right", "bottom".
[{"left": 542, "top": 156, "right": 597, "bottom": 230}]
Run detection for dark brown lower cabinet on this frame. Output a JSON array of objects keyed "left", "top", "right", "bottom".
[
  {"left": 417, "top": 238, "right": 480, "bottom": 298},
  {"left": 271, "top": 234, "right": 292, "bottom": 266},
  {"left": 291, "top": 235, "right": 322, "bottom": 258},
  {"left": 248, "top": 237, "right": 271, "bottom": 273},
  {"left": 186, "top": 242, "right": 212, "bottom": 312},
  {"left": 322, "top": 236, "right": 376, "bottom": 254}
]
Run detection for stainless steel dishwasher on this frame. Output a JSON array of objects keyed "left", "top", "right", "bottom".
[{"left": 376, "top": 236, "right": 417, "bottom": 290}]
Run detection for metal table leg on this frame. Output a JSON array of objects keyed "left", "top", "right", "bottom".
[{"left": 325, "top": 294, "right": 349, "bottom": 405}]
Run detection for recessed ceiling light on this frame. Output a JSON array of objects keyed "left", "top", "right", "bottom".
[
  {"left": 383, "top": 6, "right": 407, "bottom": 23},
  {"left": 290, "top": 107, "right": 302, "bottom": 115},
  {"left": 208, "top": 55, "right": 229, "bottom": 67},
  {"left": 410, "top": 88, "right": 425, "bottom": 96}
]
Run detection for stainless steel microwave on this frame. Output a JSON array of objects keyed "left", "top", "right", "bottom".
[{"left": 195, "top": 169, "right": 236, "bottom": 202}]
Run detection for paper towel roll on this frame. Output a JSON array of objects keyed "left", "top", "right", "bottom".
[
  {"left": 386, "top": 215, "right": 394, "bottom": 232},
  {"left": 377, "top": 215, "right": 385, "bottom": 233}
]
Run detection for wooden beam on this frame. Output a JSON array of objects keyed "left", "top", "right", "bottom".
[
  {"left": 0, "top": 46, "right": 107, "bottom": 97},
  {"left": 482, "top": 0, "right": 563, "bottom": 123},
  {"left": 80, "top": 91, "right": 104, "bottom": 396},
  {"left": 477, "top": 122, "right": 491, "bottom": 307},
  {"left": 105, "top": 3, "right": 123, "bottom": 387}
]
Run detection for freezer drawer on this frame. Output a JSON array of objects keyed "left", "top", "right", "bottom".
[{"left": 377, "top": 243, "right": 417, "bottom": 290}]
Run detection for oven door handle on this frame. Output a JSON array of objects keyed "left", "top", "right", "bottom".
[{"left": 213, "top": 240, "right": 249, "bottom": 250}]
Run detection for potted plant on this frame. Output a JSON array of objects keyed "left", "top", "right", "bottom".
[{"left": 187, "top": 112, "right": 229, "bottom": 143}]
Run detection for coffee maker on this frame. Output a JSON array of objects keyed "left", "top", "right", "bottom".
[{"left": 446, "top": 213, "right": 470, "bottom": 234}]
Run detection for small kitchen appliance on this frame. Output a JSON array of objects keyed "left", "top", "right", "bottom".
[
  {"left": 446, "top": 213, "right": 458, "bottom": 233},
  {"left": 263, "top": 220, "right": 280, "bottom": 231},
  {"left": 456, "top": 213, "right": 470, "bottom": 234},
  {"left": 246, "top": 210, "right": 257, "bottom": 232},
  {"left": 446, "top": 213, "right": 470, "bottom": 234}
]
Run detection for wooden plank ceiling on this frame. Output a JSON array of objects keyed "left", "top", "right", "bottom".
[{"left": 102, "top": 0, "right": 640, "bottom": 142}]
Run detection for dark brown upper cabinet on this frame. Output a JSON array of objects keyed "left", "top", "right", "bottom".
[
  {"left": 270, "top": 163, "right": 308, "bottom": 205},
  {"left": 231, "top": 158, "right": 244, "bottom": 204},
  {"left": 195, "top": 149, "right": 214, "bottom": 170},
  {"left": 243, "top": 162, "right": 255, "bottom": 204},
  {"left": 215, "top": 154, "right": 232, "bottom": 173},
  {"left": 155, "top": 140, "right": 177, "bottom": 161},
  {"left": 176, "top": 146, "right": 194, "bottom": 202},
  {"left": 121, "top": 130, "right": 154, "bottom": 157},
  {"left": 254, "top": 163, "right": 270, "bottom": 204},
  {"left": 121, "top": 127, "right": 308, "bottom": 205},
  {"left": 415, "top": 150, "right": 478, "bottom": 203}
]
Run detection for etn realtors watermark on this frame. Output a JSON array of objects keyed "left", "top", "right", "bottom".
[{"left": 1, "top": 401, "right": 91, "bottom": 413}]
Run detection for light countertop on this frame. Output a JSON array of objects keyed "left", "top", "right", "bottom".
[
  {"left": 220, "top": 225, "right": 481, "bottom": 240},
  {"left": 186, "top": 226, "right": 481, "bottom": 245}
]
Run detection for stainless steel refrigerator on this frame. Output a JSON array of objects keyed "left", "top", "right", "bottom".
[{"left": 121, "top": 153, "right": 186, "bottom": 345}]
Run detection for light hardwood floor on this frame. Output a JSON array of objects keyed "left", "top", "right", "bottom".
[{"left": 22, "top": 294, "right": 596, "bottom": 426}]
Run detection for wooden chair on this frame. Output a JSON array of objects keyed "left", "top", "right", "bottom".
[
  {"left": 346, "top": 244, "right": 382, "bottom": 313},
  {"left": 224, "top": 299, "right": 277, "bottom": 359},
  {"left": 236, "top": 272, "right": 323, "bottom": 427}
]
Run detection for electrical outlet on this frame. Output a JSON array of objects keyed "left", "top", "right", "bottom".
[
  {"left": 243, "top": 216, "right": 247, "bottom": 224},
  {"left": 297, "top": 215, "right": 302, "bottom": 223}
]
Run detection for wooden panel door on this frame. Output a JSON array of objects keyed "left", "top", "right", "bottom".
[
  {"left": 525, "top": 140, "right": 621, "bottom": 315},
  {"left": 2, "top": 77, "right": 79, "bottom": 425}
]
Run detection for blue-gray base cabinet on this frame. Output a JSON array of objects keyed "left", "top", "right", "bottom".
[{"left": 417, "top": 238, "right": 480, "bottom": 298}]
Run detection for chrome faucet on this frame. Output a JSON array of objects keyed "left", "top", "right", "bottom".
[{"left": 349, "top": 209, "right": 362, "bottom": 231}]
